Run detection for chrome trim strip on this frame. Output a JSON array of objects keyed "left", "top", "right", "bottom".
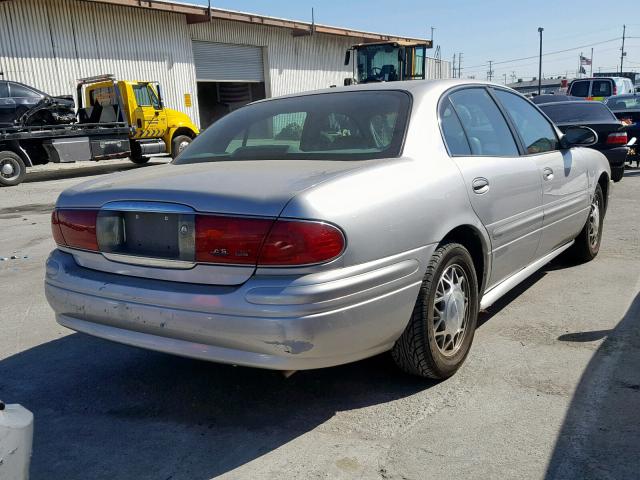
[
  {"left": 102, "top": 252, "right": 196, "bottom": 270},
  {"left": 100, "top": 201, "right": 195, "bottom": 213},
  {"left": 480, "top": 240, "right": 574, "bottom": 310}
]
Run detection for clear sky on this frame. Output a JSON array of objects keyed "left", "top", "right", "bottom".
[{"left": 186, "top": 0, "right": 639, "bottom": 83}]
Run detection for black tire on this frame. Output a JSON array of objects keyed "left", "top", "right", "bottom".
[
  {"left": 392, "top": 243, "right": 479, "bottom": 379},
  {"left": 172, "top": 135, "right": 192, "bottom": 159},
  {"left": 570, "top": 183, "right": 604, "bottom": 263},
  {"left": 129, "top": 155, "right": 150, "bottom": 165},
  {"left": 0, "top": 151, "right": 27, "bottom": 187},
  {"left": 611, "top": 165, "right": 624, "bottom": 182}
]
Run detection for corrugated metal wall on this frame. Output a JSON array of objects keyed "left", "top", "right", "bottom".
[
  {"left": 0, "top": 0, "right": 451, "bottom": 129},
  {"left": 0, "top": 0, "right": 199, "bottom": 123}
]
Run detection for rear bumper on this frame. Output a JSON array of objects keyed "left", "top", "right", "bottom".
[
  {"left": 601, "top": 146, "right": 629, "bottom": 167},
  {"left": 44, "top": 248, "right": 429, "bottom": 370}
]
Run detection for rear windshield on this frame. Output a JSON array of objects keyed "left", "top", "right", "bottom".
[
  {"left": 591, "top": 80, "right": 612, "bottom": 97},
  {"left": 606, "top": 96, "right": 640, "bottom": 110},
  {"left": 569, "top": 81, "right": 590, "bottom": 97},
  {"left": 175, "top": 91, "right": 411, "bottom": 163},
  {"left": 540, "top": 103, "right": 617, "bottom": 123}
]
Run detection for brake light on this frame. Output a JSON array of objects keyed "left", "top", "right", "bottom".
[
  {"left": 613, "top": 85, "right": 618, "bottom": 95},
  {"left": 258, "top": 220, "right": 345, "bottom": 266},
  {"left": 195, "top": 216, "right": 345, "bottom": 266},
  {"left": 195, "top": 216, "right": 273, "bottom": 264},
  {"left": 52, "top": 209, "right": 98, "bottom": 251},
  {"left": 607, "top": 132, "right": 628, "bottom": 145}
]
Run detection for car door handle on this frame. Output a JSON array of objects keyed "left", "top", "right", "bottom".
[
  {"left": 472, "top": 177, "right": 490, "bottom": 194},
  {"left": 543, "top": 168, "right": 554, "bottom": 181}
]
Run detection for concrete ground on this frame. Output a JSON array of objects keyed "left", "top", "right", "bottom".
[{"left": 0, "top": 160, "right": 638, "bottom": 480}]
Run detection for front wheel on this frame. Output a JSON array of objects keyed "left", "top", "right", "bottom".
[
  {"left": 570, "top": 183, "right": 604, "bottom": 263},
  {"left": 172, "top": 135, "right": 192, "bottom": 159},
  {"left": 392, "top": 243, "right": 479, "bottom": 379},
  {"left": 0, "top": 151, "right": 27, "bottom": 187}
]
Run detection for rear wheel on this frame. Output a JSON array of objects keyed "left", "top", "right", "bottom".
[
  {"left": 392, "top": 243, "right": 479, "bottom": 379},
  {"left": 570, "top": 183, "right": 604, "bottom": 263},
  {"left": 0, "top": 151, "right": 27, "bottom": 187},
  {"left": 611, "top": 165, "right": 624, "bottom": 182}
]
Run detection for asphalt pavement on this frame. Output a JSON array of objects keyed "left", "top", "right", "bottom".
[{"left": 0, "top": 160, "right": 638, "bottom": 480}]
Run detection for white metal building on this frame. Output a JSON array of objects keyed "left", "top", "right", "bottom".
[{"left": 0, "top": 0, "right": 451, "bottom": 127}]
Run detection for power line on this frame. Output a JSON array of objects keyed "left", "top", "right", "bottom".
[{"left": 464, "top": 37, "right": 621, "bottom": 69}]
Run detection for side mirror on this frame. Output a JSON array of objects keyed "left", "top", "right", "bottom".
[
  {"left": 343, "top": 78, "right": 353, "bottom": 86},
  {"left": 560, "top": 126, "right": 598, "bottom": 148},
  {"left": 344, "top": 50, "right": 351, "bottom": 66}
]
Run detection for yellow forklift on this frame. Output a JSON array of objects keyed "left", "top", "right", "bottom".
[{"left": 343, "top": 40, "right": 432, "bottom": 85}]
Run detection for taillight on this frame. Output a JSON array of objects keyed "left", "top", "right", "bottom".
[
  {"left": 195, "top": 216, "right": 345, "bottom": 266},
  {"left": 258, "top": 220, "right": 345, "bottom": 266},
  {"left": 613, "top": 85, "right": 618, "bottom": 95},
  {"left": 195, "top": 216, "right": 273, "bottom": 264},
  {"left": 52, "top": 209, "right": 98, "bottom": 251},
  {"left": 607, "top": 132, "right": 628, "bottom": 145}
]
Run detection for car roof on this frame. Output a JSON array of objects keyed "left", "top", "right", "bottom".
[{"left": 253, "top": 79, "right": 514, "bottom": 104}]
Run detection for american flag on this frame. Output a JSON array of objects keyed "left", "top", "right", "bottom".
[{"left": 580, "top": 55, "right": 592, "bottom": 66}]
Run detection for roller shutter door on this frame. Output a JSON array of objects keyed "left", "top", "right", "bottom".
[{"left": 192, "top": 41, "right": 264, "bottom": 82}]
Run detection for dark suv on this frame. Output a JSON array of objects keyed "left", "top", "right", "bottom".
[{"left": 0, "top": 80, "right": 75, "bottom": 126}]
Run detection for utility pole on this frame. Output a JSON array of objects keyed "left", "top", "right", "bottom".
[
  {"left": 453, "top": 53, "right": 456, "bottom": 78},
  {"left": 487, "top": 60, "right": 493, "bottom": 81},
  {"left": 538, "top": 27, "right": 544, "bottom": 95},
  {"left": 503, "top": 73, "right": 507, "bottom": 85},
  {"left": 511, "top": 71, "right": 516, "bottom": 83},
  {"left": 620, "top": 24, "right": 626, "bottom": 73},
  {"left": 431, "top": 26, "right": 435, "bottom": 45},
  {"left": 458, "top": 52, "right": 463, "bottom": 78},
  {"left": 590, "top": 47, "right": 594, "bottom": 77}
]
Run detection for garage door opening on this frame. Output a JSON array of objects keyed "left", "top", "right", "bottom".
[{"left": 197, "top": 82, "right": 266, "bottom": 129}]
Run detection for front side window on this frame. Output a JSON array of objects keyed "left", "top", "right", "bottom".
[
  {"left": 0, "top": 82, "right": 8, "bottom": 98},
  {"left": 591, "top": 80, "right": 612, "bottom": 97},
  {"left": 10, "top": 83, "right": 40, "bottom": 98},
  {"left": 176, "top": 91, "right": 410, "bottom": 163},
  {"left": 569, "top": 81, "right": 590, "bottom": 97},
  {"left": 448, "top": 88, "right": 519, "bottom": 156},
  {"left": 133, "top": 85, "right": 151, "bottom": 106},
  {"left": 494, "top": 89, "right": 559, "bottom": 154}
]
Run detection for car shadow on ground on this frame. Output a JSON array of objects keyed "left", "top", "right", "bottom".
[
  {"left": 545, "top": 291, "right": 640, "bottom": 479},
  {"left": 0, "top": 333, "right": 432, "bottom": 479},
  {"left": 23, "top": 159, "right": 168, "bottom": 184}
]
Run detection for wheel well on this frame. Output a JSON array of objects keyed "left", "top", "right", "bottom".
[
  {"left": 598, "top": 172, "right": 609, "bottom": 211},
  {"left": 440, "top": 225, "right": 487, "bottom": 294},
  {"left": 171, "top": 127, "right": 196, "bottom": 142}
]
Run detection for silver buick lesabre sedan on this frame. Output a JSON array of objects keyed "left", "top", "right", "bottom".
[{"left": 45, "top": 80, "right": 610, "bottom": 379}]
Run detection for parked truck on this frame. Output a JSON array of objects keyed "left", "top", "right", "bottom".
[{"left": 0, "top": 75, "right": 199, "bottom": 187}]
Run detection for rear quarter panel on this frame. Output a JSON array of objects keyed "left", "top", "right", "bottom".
[{"left": 279, "top": 88, "right": 490, "bottom": 276}]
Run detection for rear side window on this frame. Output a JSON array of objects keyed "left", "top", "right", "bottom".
[
  {"left": 448, "top": 88, "right": 519, "bottom": 156},
  {"left": 569, "top": 81, "right": 590, "bottom": 97},
  {"left": 176, "top": 90, "right": 411, "bottom": 163},
  {"left": 9, "top": 83, "right": 40, "bottom": 98},
  {"left": 493, "top": 90, "right": 559, "bottom": 154},
  {"left": 539, "top": 103, "right": 617, "bottom": 123},
  {"left": 0, "top": 82, "right": 7, "bottom": 98},
  {"left": 591, "top": 80, "right": 612, "bottom": 97},
  {"left": 439, "top": 97, "right": 471, "bottom": 155}
]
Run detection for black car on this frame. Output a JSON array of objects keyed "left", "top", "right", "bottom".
[
  {"left": 531, "top": 94, "right": 581, "bottom": 105},
  {"left": 0, "top": 80, "right": 75, "bottom": 127},
  {"left": 539, "top": 100, "right": 629, "bottom": 182},
  {"left": 605, "top": 94, "right": 640, "bottom": 167}
]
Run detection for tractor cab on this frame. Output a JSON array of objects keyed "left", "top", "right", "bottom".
[{"left": 344, "top": 40, "right": 431, "bottom": 85}]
